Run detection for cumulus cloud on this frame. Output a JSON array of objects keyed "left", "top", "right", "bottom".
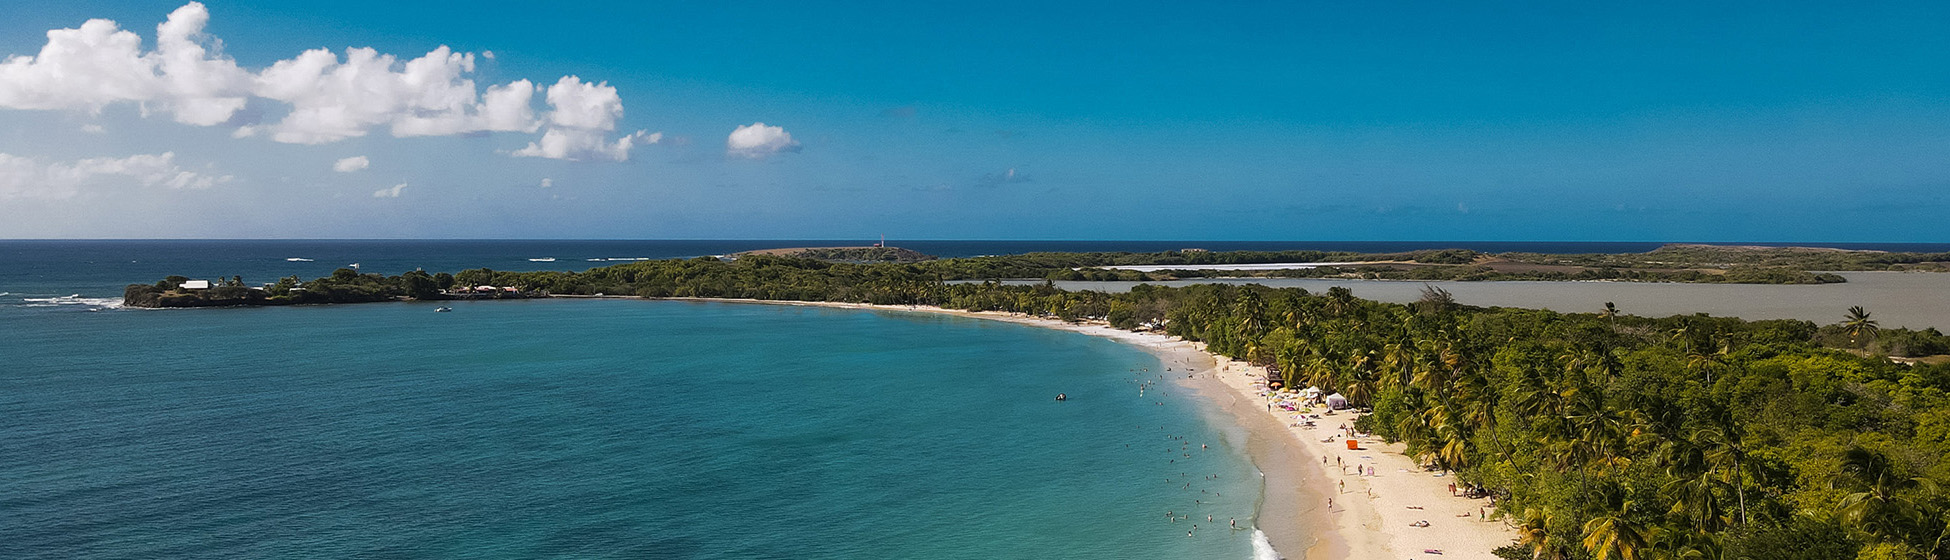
[
  {"left": 372, "top": 183, "right": 406, "bottom": 198},
  {"left": 0, "top": 3, "right": 250, "bottom": 126},
  {"left": 332, "top": 155, "right": 369, "bottom": 173},
  {"left": 510, "top": 77, "right": 657, "bottom": 161},
  {"left": 0, "top": 3, "right": 650, "bottom": 161},
  {"left": 254, "top": 46, "right": 539, "bottom": 143},
  {"left": 0, "top": 152, "right": 230, "bottom": 199},
  {"left": 726, "top": 122, "right": 799, "bottom": 158}
]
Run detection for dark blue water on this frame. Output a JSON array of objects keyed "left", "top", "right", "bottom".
[
  {"left": 6, "top": 239, "right": 1947, "bottom": 302},
  {"left": 0, "top": 299, "right": 1262, "bottom": 559}
]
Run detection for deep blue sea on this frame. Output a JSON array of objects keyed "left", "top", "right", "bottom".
[{"left": 1, "top": 241, "right": 1290, "bottom": 559}]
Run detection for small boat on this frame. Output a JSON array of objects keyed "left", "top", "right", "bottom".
[
  {"left": 286, "top": 257, "right": 313, "bottom": 262},
  {"left": 528, "top": 257, "right": 557, "bottom": 262},
  {"left": 434, "top": 307, "right": 452, "bottom": 312}
]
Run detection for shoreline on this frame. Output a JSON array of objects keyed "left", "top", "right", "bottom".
[{"left": 667, "top": 297, "right": 1515, "bottom": 559}]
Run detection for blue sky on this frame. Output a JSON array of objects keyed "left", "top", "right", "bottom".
[{"left": 1, "top": 1, "right": 1945, "bottom": 240}]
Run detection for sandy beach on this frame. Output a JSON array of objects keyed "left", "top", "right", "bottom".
[{"left": 681, "top": 298, "right": 1515, "bottom": 559}]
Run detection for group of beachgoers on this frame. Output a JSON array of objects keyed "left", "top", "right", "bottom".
[
  {"left": 1240, "top": 365, "right": 1509, "bottom": 557},
  {"left": 1127, "top": 365, "right": 1255, "bottom": 540}
]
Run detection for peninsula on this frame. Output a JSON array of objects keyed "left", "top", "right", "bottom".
[{"left": 124, "top": 248, "right": 1950, "bottom": 559}]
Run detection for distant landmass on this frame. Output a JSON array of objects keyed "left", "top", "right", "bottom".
[{"left": 734, "top": 246, "right": 935, "bottom": 263}]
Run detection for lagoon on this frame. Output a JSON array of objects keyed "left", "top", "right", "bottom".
[{"left": 1009, "top": 272, "right": 1950, "bottom": 330}]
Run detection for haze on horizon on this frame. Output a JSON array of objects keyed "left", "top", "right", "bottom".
[{"left": 0, "top": 1, "right": 1945, "bottom": 241}]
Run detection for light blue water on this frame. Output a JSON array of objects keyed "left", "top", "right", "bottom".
[{"left": 1, "top": 299, "right": 1263, "bottom": 559}]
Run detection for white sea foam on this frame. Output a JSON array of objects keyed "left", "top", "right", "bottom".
[
  {"left": 1251, "top": 529, "right": 1281, "bottom": 560},
  {"left": 21, "top": 294, "right": 121, "bottom": 308}
]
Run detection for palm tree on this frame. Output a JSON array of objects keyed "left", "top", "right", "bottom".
[
  {"left": 1382, "top": 342, "right": 1413, "bottom": 389},
  {"left": 1695, "top": 421, "right": 1750, "bottom": 525},
  {"left": 1582, "top": 501, "right": 1650, "bottom": 560},
  {"left": 1661, "top": 468, "right": 1731, "bottom": 533},
  {"left": 1325, "top": 286, "right": 1356, "bottom": 317},
  {"left": 1838, "top": 447, "right": 1936, "bottom": 541},
  {"left": 1519, "top": 508, "right": 1569, "bottom": 560},
  {"left": 1686, "top": 339, "right": 1731, "bottom": 385},
  {"left": 1599, "top": 302, "right": 1620, "bottom": 328},
  {"left": 1843, "top": 306, "right": 1880, "bottom": 349}
]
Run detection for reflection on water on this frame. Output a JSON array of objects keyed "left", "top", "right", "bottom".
[{"left": 1014, "top": 272, "right": 1950, "bottom": 330}]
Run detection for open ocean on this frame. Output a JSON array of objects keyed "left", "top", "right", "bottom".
[{"left": 1, "top": 240, "right": 1287, "bottom": 559}]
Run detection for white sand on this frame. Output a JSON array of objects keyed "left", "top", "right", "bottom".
[{"left": 671, "top": 298, "right": 1517, "bottom": 559}]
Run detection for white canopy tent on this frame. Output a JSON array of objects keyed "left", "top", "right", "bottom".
[{"left": 1325, "top": 393, "right": 1349, "bottom": 410}]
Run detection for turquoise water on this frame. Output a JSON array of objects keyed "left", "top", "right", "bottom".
[{"left": 2, "top": 299, "right": 1262, "bottom": 558}]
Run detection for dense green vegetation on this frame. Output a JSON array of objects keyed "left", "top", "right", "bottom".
[
  {"left": 737, "top": 246, "right": 935, "bottom": 263},
  {"left": 131, "top": 254, "right": 1950, "bottom": 558},
  {"left": 122, "top": 268, "right": 520, "bottom": 307}
]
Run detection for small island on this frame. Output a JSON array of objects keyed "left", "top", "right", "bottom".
[{"left": 122, "top": 269, "right": 543, "bottom": 308}]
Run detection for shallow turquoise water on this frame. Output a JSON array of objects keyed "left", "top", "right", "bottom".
[{"left": 2, "top": 299, "right": 1261, "bottom": 558}]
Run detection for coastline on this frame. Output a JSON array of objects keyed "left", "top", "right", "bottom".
[{"left": 671, "top": 297, "right": 1515, "bottom": 559}]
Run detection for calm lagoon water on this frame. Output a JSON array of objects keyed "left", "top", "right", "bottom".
[
  {"left": 1029, "top": 272, "right": 1950, "bottom": 331},
  {"left": 0, "top": 299, "right": 1263, "bottom": 559}
]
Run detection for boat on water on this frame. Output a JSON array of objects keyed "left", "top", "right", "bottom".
[
  {"left": 528, "top": 257, "right": 557, "bottom": 262},
  {"left": 435, "top": 307, "right": 452, "bottom": 312},
  {"left": 286, "top": 258, "right": 314, "bottom": 262}
]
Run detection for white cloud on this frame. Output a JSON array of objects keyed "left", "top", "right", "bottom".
[
  {"left": 151, "top": 2, "right": 251, "bottom": 126},
  {"left": 0, "top": 3, "right": 248, "bottom": 126},
  {"left": 0, "top": 3, "right": 652, "bottom": 161},
  {"left": 539, "top": 177, "right": 552, "bottom": 188},
  {"left": 726, "top": 122, "right": 799, "bottom": 158},
  {"left": 254, "top": 46, "right": 540, "bottom": 144},
  {"left": 372, "top": 183, "right": 406, "bottom": 198},
  {"left": 0, "top": 152, "right": 230, "bottom": 199},
  {"left": 511, "top": 76, "right": 656, "bottom": 161},
  {"left": 332, "top": 155, "right": 369, "bottom": 173}
]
